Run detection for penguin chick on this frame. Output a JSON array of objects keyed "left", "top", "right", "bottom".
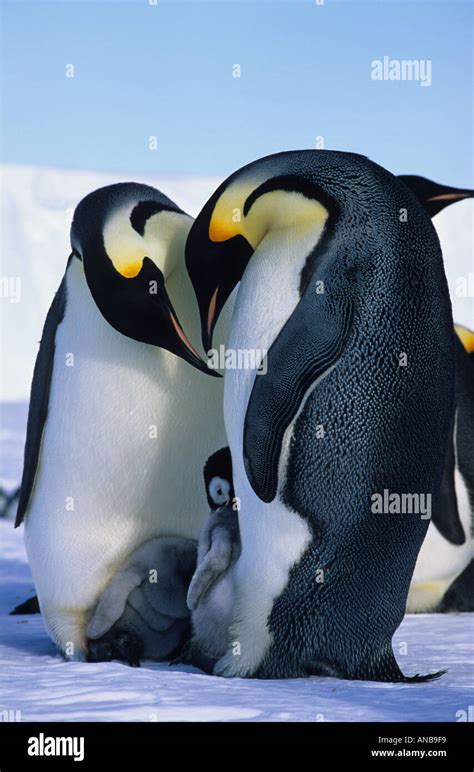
[
  {"left": 177, "top": 448, "right": 241, "bottom": 670},
  {"left": 86, "top": 536, "right": 197, "bottom": 666},
  {"left": 187, "top": 502, "right": 241, "bottom": 661},
  {"left": 203, "top": 446, "right": 234, "bottom": 511}
]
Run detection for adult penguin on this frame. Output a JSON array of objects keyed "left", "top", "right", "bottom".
[
  {"left": 397, "top": 175, "right": 473, "bottom": 218},
  {"left": 397, "top": 176, "right": 474, "bottom": 613},
  {"left": 15, "top": 183, "right": 228, "bottom": 662},
  {"left": 186, "top": 150, "right": 454, "bottom": 681},
  {"left": 408, "top": 325, "right": 474, "bottom": 612}
]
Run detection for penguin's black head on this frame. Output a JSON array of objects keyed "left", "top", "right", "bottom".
[
  {"left": 186, "top": 150, "right": 455, "bottom": 503},
  {"left": 185, "top": 151, "right": 339, "bottom": 352},
  {"left": 203, "top": 447, "right": 234, "bottom": 510},
  {"left": 398, "top": 175, "right": 473, "bottom": 218},
  {"left": 70, "top": 182, "right": 213, "bottom": 375}
]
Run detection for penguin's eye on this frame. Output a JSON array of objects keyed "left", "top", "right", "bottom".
[{"left": 209, "top": 477, "right": 231, "bottom": 506}]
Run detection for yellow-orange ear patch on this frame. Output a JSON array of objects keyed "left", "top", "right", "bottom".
[
  {"left": 208, "top": 181, "right": 329, "bottom": 252},
  {"left": 209, "top": 218, "right": 241, "bottom": 243},
  {"left": 114, "top": 258, "right": 144, "bottom": 278},
  {"left": 455, "top": 324, "right": 474, "bottom": 353}
]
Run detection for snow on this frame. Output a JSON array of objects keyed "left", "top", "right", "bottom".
[
  {"left": 0, "top": 166, "right": 473, "bottom": 721},
  {"left": 1, "top": 400, "right": 473, "bottom": 724},
  {"left": 1, "top": 516, "right": 472, "bottom": 722},
  {"left": 1, "top": 406, "right": 472, "bottom": 722}
]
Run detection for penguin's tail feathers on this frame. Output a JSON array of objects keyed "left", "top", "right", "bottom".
[{"left": 350, "top": 646, "right": 448, "bottom": 684}]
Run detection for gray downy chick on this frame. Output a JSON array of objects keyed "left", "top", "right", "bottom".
[{"left": 183, "top": 447, "right": 241, "bottom": 671}]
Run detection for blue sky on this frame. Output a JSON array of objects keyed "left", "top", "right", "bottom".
[{"left": 0, "top": 0, "right": 472, "bottom": 185}]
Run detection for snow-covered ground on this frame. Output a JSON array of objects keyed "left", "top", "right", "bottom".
[
  {"left": 0, "top": 517, "right": 472, "bottom": 722},
  {"left": 0, "top": 166, "right": 472, "bottom": 722},
  {"left": 1, "top": 403, "right": 473, "bottom": 722}
]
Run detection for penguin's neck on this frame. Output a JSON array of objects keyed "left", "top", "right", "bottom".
[
  {"left": 161, "top": 216, "right": 208, "bottom": 354},
  {"left": 159, "top": 214, "right": 192, "bottom": 279},
  {"left": 224, "top": 224, "right": 321, "bottom": 467}
]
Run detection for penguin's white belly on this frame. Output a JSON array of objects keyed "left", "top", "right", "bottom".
[
  {"left": 407, "top": 469, "right": 472, "bottom": 612},
  {"left": 24, "top": 262, "right": 225, "bottom": 651},
  {"left": 218, "top": 231, "right": 313, "bottom": 675}
]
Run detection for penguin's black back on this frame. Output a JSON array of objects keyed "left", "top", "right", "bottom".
[{"left": 247, "top": 152, "right": 454, "bottom": 681}]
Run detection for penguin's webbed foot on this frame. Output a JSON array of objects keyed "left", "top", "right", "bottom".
[
  {"left": 169, "top": 640, "right": 217, "bottom": 674},
  {"left": 87, "top": 630, "right": 143, "bottom": 667},
  {"left": 169, "top": 638, "right": 192, "bottom": 666}
]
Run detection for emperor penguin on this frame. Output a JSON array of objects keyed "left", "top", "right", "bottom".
[
  {"left": 408, "top": 325, "right": 474, "bottom": 612},
  {"left": 185, "top": 150, "right": 454, "bottom": 681},
  {"left": 397, "top": 175, "right": 473, "bottom": 218},
  {"left": 15, "top": 182, "right": 229, "bottom": 662},
  {"left": 177, "top": 447, "right": 240, "bottom": 672},
  {"left": 397, "top": 176, "right": 474, "bottom": 613}
]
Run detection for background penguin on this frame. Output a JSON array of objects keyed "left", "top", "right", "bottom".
[
  {"left": 185, "top": 149, "right": 454, "bottom": 681},
  {"left": 396, "top": 177, "right": 473, "bottom": 613},
  {"left": 0, "top": 486, "right": 20, "bottom": 522},
  {"left": 397, "top": 175, "right": 473, "bottom": 218},
  {"left": 0, "top": 487, "right": 8, "bottom": 516},
  {"left": 175, "top": 447, "right": 240, "bottom": 672},
  {"left": 408, "top": 325, "right": 474, "bottom": 612},
  {"left": 15, "top": 182, "right": 230, "bottom": 662}
]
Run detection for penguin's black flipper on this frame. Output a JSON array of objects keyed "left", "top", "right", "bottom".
[
  {"left": 431, "top": 430, "right": 465, "bottom": 545},
  {"left": 244, "top": 284, "right": 353, "bottom": 502},
  {"left": 10, "top": 595, "right": 40, "bottom": 615},
  {"left": 398, "top": 175, "right": 474, "bottom": 218},
  {"left": 15, "top": 274, "right": 68, "bottom": 527}
]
